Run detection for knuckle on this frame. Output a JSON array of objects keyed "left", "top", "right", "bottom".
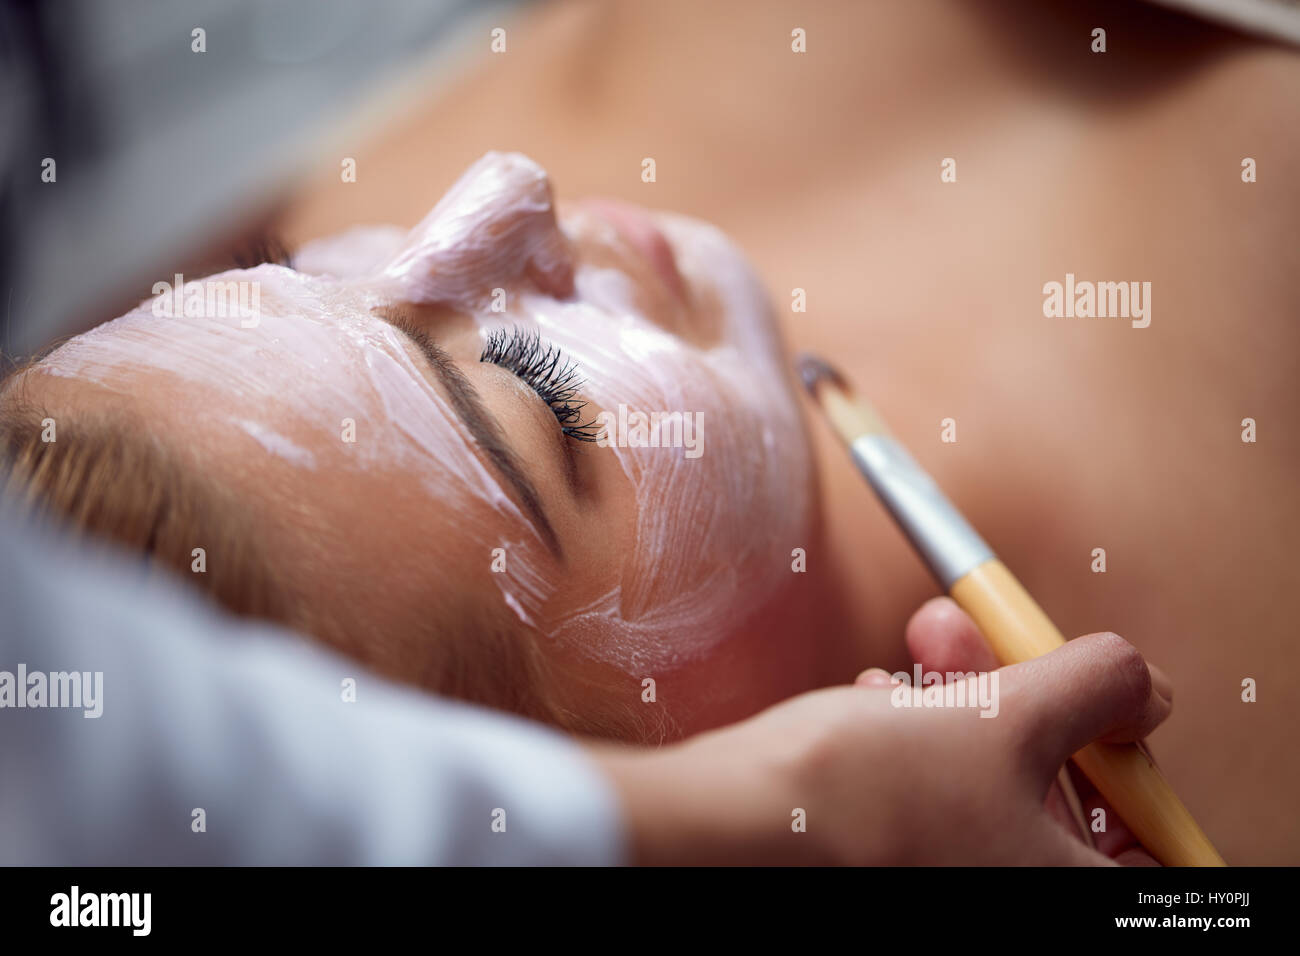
[{"left": 1090, "top": 631, "right": 1151, "bottom": 706}]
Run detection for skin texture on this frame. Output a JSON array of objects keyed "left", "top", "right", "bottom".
[
  {"left": 13, "top": 154, "right": 858, "bottom": 740},
  {"left": 595, "top": 601, "right": 1169, "bottom": 865},
  {"left": 277, "top": 0, "right": 1300, "bottom": 863},
  {"left": 8, "top": 164, "right": 1175, "bottom": 867}
]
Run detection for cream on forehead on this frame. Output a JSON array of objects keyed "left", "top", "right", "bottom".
[
  {"left": 37, "top": 264, "right": 558, "bottom": 619},
  {"left": 41, "top": 151, "right": 812, "bottom": 674}
]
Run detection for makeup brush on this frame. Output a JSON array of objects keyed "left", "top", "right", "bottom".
[{"left": 797, "top": 353, "right": 1225, "bottom": 867}]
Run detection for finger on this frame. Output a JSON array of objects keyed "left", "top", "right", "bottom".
[
  {"left": 1045, "top": 767, "right": 1094, "bottom": 846},
  {"left": 1065, "top": 760, "right": 1136, "bottom": 856},
  {"left": 905, "top": 596, "right": 1000, "bottom": 675},
  {"left": 1032, "top": 805, "right": 1158, "bottom": 866},
  {"left": 1114, "top": 846, "right": 1163, "bottom": 867},
  {"left": 854, "top": 667, "right": 895, "bottom": 689},
  {"left": 1147, "top": 661, "right": 1173, "bottom": 705},
  {"left": 1033, "top": 817, "right": 1119, "bottom": 867},
  {"left": 1065, "top": 760, "right": 1151, "bottom": 862},
  {"left": 1045, "top": 777, "right": 1089, "bottom": 843},
  {"left": 1000, "top": 633, "right": 1172, "bottom": 781}
]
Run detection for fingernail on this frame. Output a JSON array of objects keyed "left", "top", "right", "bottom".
[
  {"left": 855, "top": 667, "right": 894, "bottom": 688},
  {"left": 1147, "top": 662, "right": 1173, "bottom": 705}
]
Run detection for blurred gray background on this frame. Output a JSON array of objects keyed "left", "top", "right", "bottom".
[{"left": 0, "top": 0, "right": 519, "bottom": 358}]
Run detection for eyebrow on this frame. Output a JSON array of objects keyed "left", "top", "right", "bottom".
[{"left": 378, "top": 314, "right": 564, "bottom": 559}]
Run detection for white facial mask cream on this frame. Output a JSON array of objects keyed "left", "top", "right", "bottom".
[{"left": 36, "top": 152, "right": 814, "bottom": 674}]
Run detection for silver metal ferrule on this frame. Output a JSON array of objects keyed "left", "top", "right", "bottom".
[{"left": 849, "top": 434, "right": 994, "bottom": 589}]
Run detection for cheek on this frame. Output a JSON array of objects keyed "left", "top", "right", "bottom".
[
  {"left": 530, "top": 307, "right": 816, "bottom": 672},
  {"left": 612, "top": 362, "right": 813, "bottom": 609}
]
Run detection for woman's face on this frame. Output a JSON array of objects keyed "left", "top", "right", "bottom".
[{"left": 26, "top": 153, "right": 835, "bottom": 734}]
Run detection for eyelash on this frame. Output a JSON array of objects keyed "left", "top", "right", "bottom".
[
  {"left": 232, "top": 233, "right": 294, "bottom": 270},
  {"left": 480, "top": 327, "right": 601, "bottom": 442}
]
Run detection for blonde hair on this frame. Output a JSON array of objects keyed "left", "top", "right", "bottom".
[{"left": 1, "top": 388, "right": 288, "bottom": 621}]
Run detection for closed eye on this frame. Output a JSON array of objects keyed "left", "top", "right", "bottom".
[
  {"left": 374, "top": 308, "right": 566, "bottom": 559},
  {"left": 479, "top": 326, "right": 601, "bottom": 443}
]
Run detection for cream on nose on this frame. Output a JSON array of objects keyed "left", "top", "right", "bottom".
[{"left": 377, "top": 151, "right": 575, "bottom": 306}]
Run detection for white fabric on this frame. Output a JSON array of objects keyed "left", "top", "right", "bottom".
[{"left": 0, "top": 509, "right": 625, "bottom": 865}]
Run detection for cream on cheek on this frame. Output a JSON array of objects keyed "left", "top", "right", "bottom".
[{"left": 510, "top": 221, "right": 814, "bottom": 672}]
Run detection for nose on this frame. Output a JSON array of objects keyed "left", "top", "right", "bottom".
[
  {"left": 579, "top": 198, "right": 686, "bottom": 303},
  {"left": 379, "top": 152, "right": 575, "bottom": 306}
]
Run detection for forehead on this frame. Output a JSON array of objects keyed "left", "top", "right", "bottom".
[
  {"left": 41, "top": 267, "right": 389, "bottom": 415},
  {"left": 21, "top": 264, "right": 540, "bottom": 594},
  {"left": 15, "top": 323, "right": 514, "bottom": 663},
  {"left": 30, "top": 269, "right": 501, "bottom": 512}
]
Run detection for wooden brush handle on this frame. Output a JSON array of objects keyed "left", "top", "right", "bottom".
[{"left": 950, "top": 559, "right": 1225, "bottom": 866}]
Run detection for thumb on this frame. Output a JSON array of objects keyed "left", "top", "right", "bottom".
[
  {"left": 905, "top": 596, "right": 1000, "bottom": 675},
  {"left": 1000, "top": 633, "right": 1172, "bottom": 782}
]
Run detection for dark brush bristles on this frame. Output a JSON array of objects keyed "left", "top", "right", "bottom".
[
  {"left": 795, "top": 352, "right": 850, "bottom": 398},
  {"left": 794, "top": 352, "right": 889, "bottom": 441}
]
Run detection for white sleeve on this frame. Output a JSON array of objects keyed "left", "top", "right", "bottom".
[{"left": 0, "top": 513, "right": 627, "bottom": 865}]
